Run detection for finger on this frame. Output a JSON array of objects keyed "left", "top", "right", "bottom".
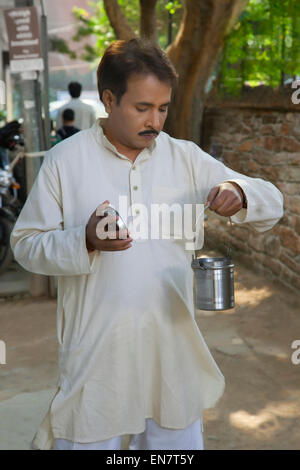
[
  {"left": 211, "top": 192, "right": 230, "bottom": 212},
  {"left": 210, "top": 189, "right": 237, "bottom": 212},
  {"left": 100, "top": 234, "right": 133, "bottom": 246},
  {"left": 207, "top": 187, "right": 220, "bottom": 209},
  {"left": 98, "top": 239, "right": 133, "bottom": 251},
  {"left": 103, "top": 227, "right": 132, "bottom": 241},
  {"left": 215, "top": 200, "right": 238, "bottom": 217},
  {"left": 214, "top": 190, "right": 243, "bottom": 215},
  {"left": 105, "top": 229, "right": 131, "bottom": 240},
  {"left": 96, "top": 200, "right": 110, "bottom": 217},
  {"left": 101, "top": 244, "right": 132, "bottom": 252},
  {"left": 218, "top": 190, "right": 242, "bottom": 208}
]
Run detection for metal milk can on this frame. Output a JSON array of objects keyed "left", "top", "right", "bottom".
[{"left": 191, "top": 215, "right": 235, "bottom": 311}]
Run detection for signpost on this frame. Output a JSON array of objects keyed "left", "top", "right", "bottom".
[
  {"left": 4, "top": 6, "right": 44, "bottom": 74},
  {"left": 4, "top": 2, "right": 50, "bottom": 297}
]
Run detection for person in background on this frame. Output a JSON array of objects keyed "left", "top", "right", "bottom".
[
  {"left": 56, "top": 108, "right": 80, "bottom": 141},
  {"left": 56, "top": 82, "right": 96, "bottom": 130}
]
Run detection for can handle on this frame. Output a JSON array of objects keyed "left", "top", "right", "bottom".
[
  {"left": 193, "top": 215, "right": 233, "bottom": 261},
  {"left": 226, "top": 217, "right": 233, "bottom": 258}
]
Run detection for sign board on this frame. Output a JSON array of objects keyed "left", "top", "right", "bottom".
[{"left": 4, "top": 6, "right": 44, "bottom": 73}]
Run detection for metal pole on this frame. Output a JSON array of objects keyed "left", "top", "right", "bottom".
[
  {"left": 15, "top": 0, "right": 49, "bottom": 297},
  {"left": 40, "top": 0, "right": 51, "bottom": 150},
  {"left": 39, "top": 0, "right": 56, "bottom": 298}
]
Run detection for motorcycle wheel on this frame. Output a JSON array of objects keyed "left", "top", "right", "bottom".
[{"left": 0, "top": 216, "right": 14, "bottom": 275}]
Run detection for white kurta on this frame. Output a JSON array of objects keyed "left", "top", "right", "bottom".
[{"left": 10, "top": 118, "right": 283, "bottom": 450}]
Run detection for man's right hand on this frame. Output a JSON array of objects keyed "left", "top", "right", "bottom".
[{"left": 85, "top": 200, "right": 133, "bottom": 252}]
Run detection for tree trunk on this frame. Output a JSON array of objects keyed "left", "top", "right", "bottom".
[
  {"left": 139, "top": 0, "right": 158, "bottom": 43},
  {"left": 103, "top": 0, "right": 136, "bottom": 40},
  {"left": 164, "top": 0, "right": 249, "bottom": 143}
]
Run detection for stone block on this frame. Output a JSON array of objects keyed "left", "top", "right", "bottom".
[
  {"left": 291, "top": 215, "right": 300, "bottom": 235},
  {"left": 279, "top": 251, "right": 300, "bottom": 275},
  {"left": 238, "top": 141, "right": 254, "bottom": 152},
  {"left": 280, "top": 266, "right": 294, "bottom": 285},
  {"left": 260, "top": 125, "right": 274, "bottom": 135},
  {"left": 253, "top": 149, "right": 272, "bottom": 165},
  {"left": 272, "top": 152, "right": 300, "bottom": 166},
  {"left": 261, "top": 166, "right": 279, "bottom": 181},
  {"left": 264, "top": 236, "right": 281, "bottom": 257},
  {"left": 278, "top": 167, "right": 300, "bottom": 182},
  {"left": 262, "top": 115, "right": 278, "bottom": 124},
  {"left": 281, "top": 137, "right": 300, "bottom": 153},
  {"left": 279, "top": 226, "right": 300, "bottom": 253},
  {"left": 264, "top": 136, "right": 282, "bottom": 152},
  {"left": 254, "top": 136, "right": 264, "bottom": 147},
  {"left": 285, "top": 196, "right": 300, "bottom": 215},
  {"left": 263, "top": 257, "right": 282, "bottom": 276},
  {"left": 281, "top": 123, "right": 290, "bottom": 136},
  {"left": 291, "top": 275, "right": 300, "bottom": 291},
  {"left": 233, "top": 227, "right": 250, "bottom": 242}
]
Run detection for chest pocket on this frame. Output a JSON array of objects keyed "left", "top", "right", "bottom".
[{"left": 151, "top": 185, "right": 190, "bottom": 240}]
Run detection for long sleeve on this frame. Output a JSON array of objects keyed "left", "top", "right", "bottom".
[
  {"left": 10, "top": 152, "right": 98, "bottom": 276},
  {"left": 192, "top": 143, "right": 284, "bottom": 232}
]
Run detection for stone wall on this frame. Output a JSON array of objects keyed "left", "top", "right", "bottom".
[{"left": 201, "top": 105, "right": 300, "bottom": 293}]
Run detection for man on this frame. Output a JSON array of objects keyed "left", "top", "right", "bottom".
[
  {"left": 56, "top": 108, "right": 80, "bottom": 141},
  {"left": 10, "top": 38, "right": 283, "bottom": 451},
  {"left": 56, "top": 81, "right": 96, "bottom": 130}
]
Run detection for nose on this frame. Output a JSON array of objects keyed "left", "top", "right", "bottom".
[{"left": 145, "top": 110, "right": 161, "bottom": 130}]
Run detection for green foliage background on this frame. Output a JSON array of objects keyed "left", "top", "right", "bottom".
[
  {"left": 67, "top": 0, "right": 183, "bottom": 63},
  {"left": 218, "top": 0, "right": 300, "bottom": 94},
  {"left": 51, "top": 0, "right": 300, "bottom": 94}
]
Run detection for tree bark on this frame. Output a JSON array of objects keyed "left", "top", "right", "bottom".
[
  {"left": 103, "top": 0, "right": 136, "bottom": 40},
  {"left": 139, "top": 0, "right": 158, "bottom": 43},
  {"left": 164, "top": 0, "right": 249, "bottom": 143}
]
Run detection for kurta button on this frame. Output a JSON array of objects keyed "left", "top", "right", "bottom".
[
  {"left": 132, "top": 165, "right": 136, "bottom": 170},
  {"left": 135, "top": 209, "right": 140, "bottom": 214},
  {"left": 133, "top": 185, "right": 138, "bottom": 190}
]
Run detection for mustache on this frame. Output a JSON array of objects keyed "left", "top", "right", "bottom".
[{"left": 138, "top": 129, "right": 159, "bottom": 136}]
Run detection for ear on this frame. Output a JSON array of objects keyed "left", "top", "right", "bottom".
[{"left": 102, "top": 89, "right": 116, "bottom": 114}]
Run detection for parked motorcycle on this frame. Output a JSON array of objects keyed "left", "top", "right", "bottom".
[{"left": 0, "top": 121, "right": 24, "bottom": 274}]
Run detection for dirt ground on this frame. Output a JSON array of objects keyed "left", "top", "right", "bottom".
[{"left": 0, "top": 254, "right": 299, "bottom": 450}]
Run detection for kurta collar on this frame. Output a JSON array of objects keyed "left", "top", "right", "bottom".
[{"left": 91, "top": 117, "right": 157, "bottom": 164}]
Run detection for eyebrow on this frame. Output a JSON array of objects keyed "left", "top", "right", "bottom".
[{"left": 135, "top": 102, "right": 171, "bottom": 107}]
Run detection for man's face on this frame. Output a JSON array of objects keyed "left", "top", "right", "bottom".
[{"left": 102, "top": 73, "right": 172, "bottom": 151}]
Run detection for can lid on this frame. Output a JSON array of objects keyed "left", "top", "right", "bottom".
[{"left": 191, "top": 256, "right": 234, "bottom": 270}]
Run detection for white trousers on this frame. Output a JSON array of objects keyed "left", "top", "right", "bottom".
[{"left": 53, "top": 417, "right": 204, "bottom": 450}]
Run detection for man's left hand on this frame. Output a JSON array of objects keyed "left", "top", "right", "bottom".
[{"left": 207, "top": 182, "right": 247, "bottom": 217}]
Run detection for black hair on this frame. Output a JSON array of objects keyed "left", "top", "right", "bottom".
[
  {"left": 97, "top": 38, "right": 178, "bottom": 105},
  {"left": 62, "top": 108, "right": 75, "bottom": 122},
  {"left": 68, "top": 82, "right": 82, "bottom": 98}
]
